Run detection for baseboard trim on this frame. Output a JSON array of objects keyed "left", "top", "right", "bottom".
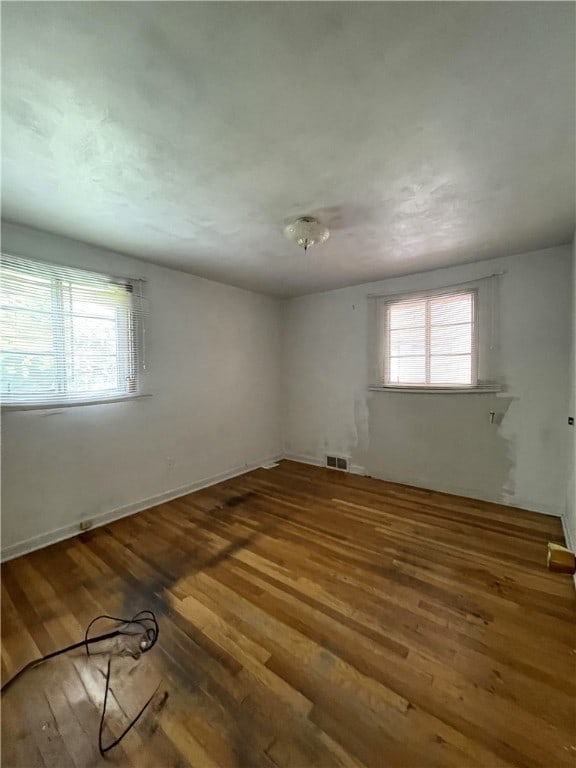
[
  {"left": 560, "top": 514, "right": 576, "bottom": 592},
  {"left": 284, "top": 453, "right": 562, "bottom": 516},
  {"left": 2, "top": 452, "right": 564, "bottom": 562},
  {"left": 283, "top": 452, "right": 366, "bottom": 477},
  {"left": 1, "top": 453, "right": 283, "bottom": 563},
  {"left": 369, "top": 472, "right": 564, "bottom": 517},
  {"left": 561, "top": 513, "right": 575, "bottom": 549}
]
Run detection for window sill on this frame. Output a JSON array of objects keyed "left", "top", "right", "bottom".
[
  {"left": 1, "top": 393, "right": 152, "bottom": 412},
  {"left": 368, "top": 385, "right": 502, "bottom": 394}
]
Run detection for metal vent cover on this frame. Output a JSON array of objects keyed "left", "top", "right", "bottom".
[{"left": 326, "top": 455, "right": 348, "bottom": 471}]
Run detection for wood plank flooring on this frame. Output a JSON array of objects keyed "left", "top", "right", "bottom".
[{"left": 2, "top": 460, "right": 575, "bottom": 767}]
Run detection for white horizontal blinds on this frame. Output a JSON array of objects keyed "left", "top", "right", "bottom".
[
  {"left": 388, "top": 297, "right": 427, "bottom": 384},
  {"left": 0, "top": 254, "right": 144, "bottom": 404},
  {"left": 386, "top": 290, "right": 476, "bottom": 386},
  {"left": 429, "top": 292, "right": 475, "bottom": 384}
]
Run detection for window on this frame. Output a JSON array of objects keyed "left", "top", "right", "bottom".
[
  {"left": 369, "top": 275, "right": 501, "bottom": 391},
  {"left": 385, "top": 291, "right": 476, "bottom": 386},
  {"left": 1, "top": 255, "right": 144, "bottom": 406}
]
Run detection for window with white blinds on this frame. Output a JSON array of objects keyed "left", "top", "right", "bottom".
[
  {"left": 0, "top": 254, "right": 145, "bottom": 406},
  {"left": 384, "top": 290, "right": 477, "bottom": 387},
  {"left": 369, "top": 274, "right": 501, "bottom": 392}
]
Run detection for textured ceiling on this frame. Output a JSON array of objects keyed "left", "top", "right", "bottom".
[{"left": 2, "top": 2, "right": 574, "bottom": 297}]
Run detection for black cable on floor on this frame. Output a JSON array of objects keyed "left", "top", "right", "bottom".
[{"left": 1, "top": 609, "right": 160, "bottom": 756}]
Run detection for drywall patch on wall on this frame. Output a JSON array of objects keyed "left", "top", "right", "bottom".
[
  {"left": 496, "top": 395, "right": 521, "bottom": 506},
  {"left": 351, "top": 391, "right": 371, "bottom": 470},
  {"left": 360, "top": 392, "right": 514, "bottom": 502}
]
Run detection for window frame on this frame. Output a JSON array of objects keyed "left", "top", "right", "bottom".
[
  {"left": 1, "top": 255, "right": 145, "bottom": 410},
  {"left": 382, "top": 288, "right": 478, "bottom": 388},
  {"left": 368, "top": 276, "right": 502, "bottom": 394}
]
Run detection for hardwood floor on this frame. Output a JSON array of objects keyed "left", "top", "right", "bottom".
[{"left": 2, "top": 460, "right": 575, "bottom": 768}]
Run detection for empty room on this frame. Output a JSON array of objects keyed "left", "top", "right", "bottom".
[{"left": 1, "top": 2, "right": 575, "bottom": 766}]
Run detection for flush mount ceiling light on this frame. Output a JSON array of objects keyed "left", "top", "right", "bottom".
[{"left": 283, "top": 216, "right": 330, "bottom": 253}]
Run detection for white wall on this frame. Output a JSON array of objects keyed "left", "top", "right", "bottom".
[
  {"left": 282, "top": 245, "right": 572, "bottom": 516},
  {"left": 1, "top": 221, "right": 282, "bottom": 559},
  {"left": 565, "top": 235, "right": 576, "bottom": 548}
]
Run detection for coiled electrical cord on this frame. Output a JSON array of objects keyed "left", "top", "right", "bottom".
[{"left": 1, "top": 609, "right": 160, "bottom": 756}]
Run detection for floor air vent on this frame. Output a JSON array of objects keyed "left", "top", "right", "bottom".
[{"left": 326, "top": 455, "right": 349, "bottom": 471}]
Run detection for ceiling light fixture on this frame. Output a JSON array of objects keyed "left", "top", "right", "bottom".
[{"left": 283, "top": 216, "right": 330, "bottom": 253}]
